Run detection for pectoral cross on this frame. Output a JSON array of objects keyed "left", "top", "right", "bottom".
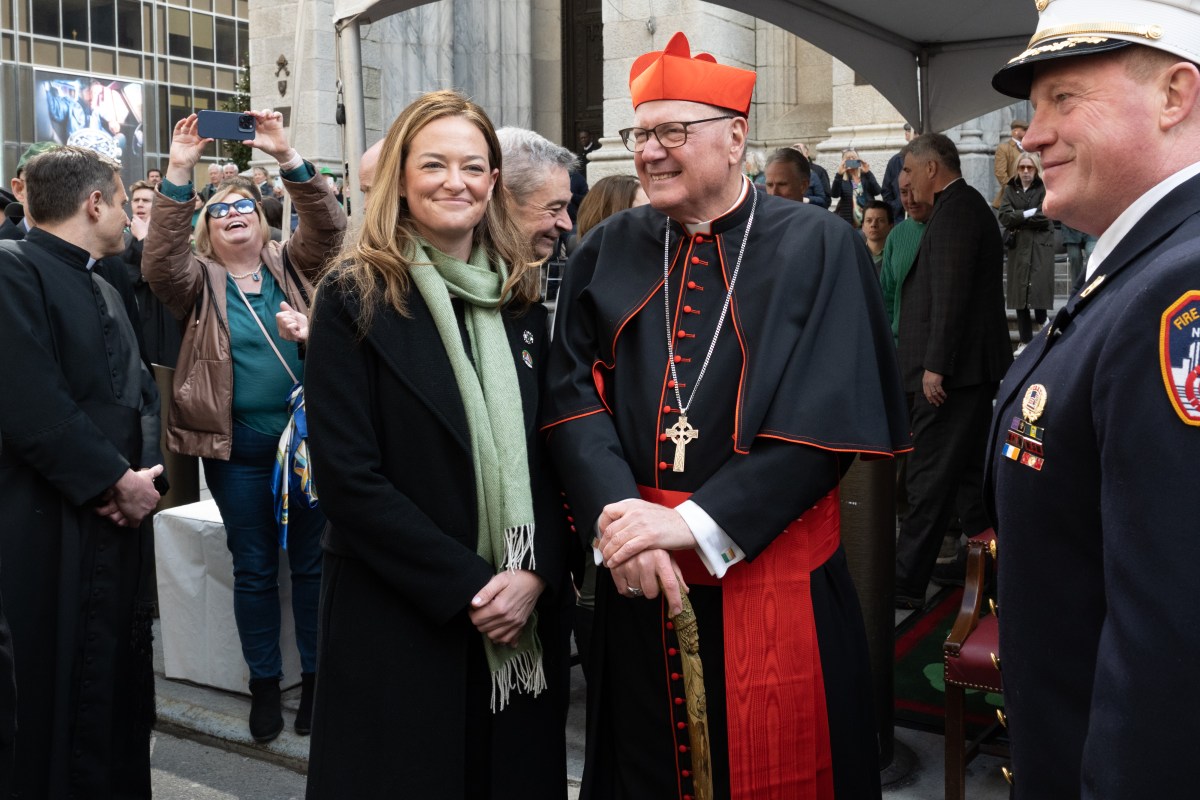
[{"left": 665, "top": 415, "right": 699, "bottom": 473}]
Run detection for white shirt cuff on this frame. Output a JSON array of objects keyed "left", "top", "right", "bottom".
[
  {"left": 590, "top": 498, "right": 746, "bottom": 578},
  {"left": 676, "top": 500, "right": 745, "bottom": 579}
]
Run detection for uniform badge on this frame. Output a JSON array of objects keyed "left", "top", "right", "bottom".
[
  {"left": 523, "top": 330, "right": 534, "bottom": 344},
  {"left": 1159, "top": 290, "right": 1200, "bottom": 425},
  {"left": 1006, "top": 386, "right": 1049, "bottom": 472},
  {"left": 1021, "top": 383, "right": 1047, "bottom": 422},
  {"left": 521, "top": 349, "right": 534, "bottom": 369}
]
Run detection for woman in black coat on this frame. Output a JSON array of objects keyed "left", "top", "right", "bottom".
[
  {"left": 998, "top": 151, "right": 1056, "bottom": 346},
  {"left": 303, "top": 90, "right": 569, "bottom": 799},
  {"left": 830, "top": 148, "right": 882, "bottom": 228}
]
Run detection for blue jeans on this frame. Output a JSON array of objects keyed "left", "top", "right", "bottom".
[{"left": 203, "top": 423, "right": 324, "bottom": 680}]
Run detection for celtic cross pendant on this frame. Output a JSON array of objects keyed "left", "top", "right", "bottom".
[{"left": 666, "top": 415, "right": 699, "bottom": 473}]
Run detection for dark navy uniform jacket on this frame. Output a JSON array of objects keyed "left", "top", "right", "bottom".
[{"left": 986, "top": 173, "right": 1200, "bottom": 799}]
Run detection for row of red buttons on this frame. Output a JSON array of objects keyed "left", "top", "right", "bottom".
[
  {"left": 660, "top": 245, "right": 712, "bottom": 472},
  {"left": 560, "top": 493, "right": 576, "bottom": 535},
  {"left": 665, "top": 617, "right": 696, "bottom": 796}
]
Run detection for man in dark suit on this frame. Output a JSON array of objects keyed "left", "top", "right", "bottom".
[
  {"left": 893, "top": 133, "right": 1012, "bottom": 607},
  {"left": 986, "top": 0, "right": 1200, "bottom": 794},
  {"left": 794, "top": 141, "right": 832, "bottom": 208}
]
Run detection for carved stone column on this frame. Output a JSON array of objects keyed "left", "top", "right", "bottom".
[
  {"left": 531, "top": 0, "right": 563, "bottom": 141},
  {"left": 377, "top": 3, "right": 454, "bottom": 137},
  {"left": 452, "top": 0, "right": 532, "bottom": 128},
  {"left": 249, "top": 0, "right": 342, "bottom": 173},
  {"left": 949, "top": 122, "right": 995, "bottom": 199}
]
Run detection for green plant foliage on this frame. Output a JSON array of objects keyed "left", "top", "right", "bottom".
[{"left": 219, "top": 54, "right": 252, "bottom": 170}]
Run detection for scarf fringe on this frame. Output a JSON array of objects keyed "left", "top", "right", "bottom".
[
  {"left": 503, "top": 522, "right": 536, "bottom": 572},
  {"left": 490, "top": 646, "right": 548, "bottom": 713}
]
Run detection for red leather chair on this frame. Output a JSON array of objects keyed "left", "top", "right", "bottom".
[{"left": 942, "top": 529, "right": 1010, "bottom": 799}]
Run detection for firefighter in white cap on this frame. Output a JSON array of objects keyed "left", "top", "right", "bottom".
[{"left": 988, "top": 1, "right": 1200, "bottom": 796}]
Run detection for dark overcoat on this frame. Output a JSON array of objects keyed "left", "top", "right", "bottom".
[
  {"left": 0, "top": 229, "right": 158, "bottom": 799},
  {"left": 303, "top": 276, "right": 570, "bottom": 800},
  {"left": 986, "top": 173, "right": 1200, "bottom": 798},
  {"left": 998, "top": 175, "right": 1056, "bottom": 311}
]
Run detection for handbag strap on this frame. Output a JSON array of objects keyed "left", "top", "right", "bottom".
[
  {"left": 231, "top": 277, "right": 299, "bottom": 385},
  {"left": 281, "top": 245, "right": 310, "bottom": 306}
]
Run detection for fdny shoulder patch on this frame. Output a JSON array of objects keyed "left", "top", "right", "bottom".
[{"left": 1159, "top": 290, "right": 1200, "bottom": 425}]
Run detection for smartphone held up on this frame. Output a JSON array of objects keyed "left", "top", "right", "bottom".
[{"left": 197, "top": 110, "right": 256, "bottom": 141}]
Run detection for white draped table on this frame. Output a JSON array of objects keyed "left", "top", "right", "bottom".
[{"left": 154, "top": 499, "right": 302, "bottom": 693}]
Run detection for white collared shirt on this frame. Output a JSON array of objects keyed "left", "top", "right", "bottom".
[{"left": 1087, "top": 160, "right": 1200, "bottom": 280}]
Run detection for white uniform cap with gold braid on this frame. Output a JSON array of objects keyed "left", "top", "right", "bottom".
[{"left": 993, "top": 0, "right": 1200, "bottom": 99}]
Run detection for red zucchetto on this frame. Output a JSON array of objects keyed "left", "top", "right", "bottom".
[{"left": 629, "top": 31, "right": 756, "bottom": 116}]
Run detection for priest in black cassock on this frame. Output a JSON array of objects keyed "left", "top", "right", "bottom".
[
  {"left": 543, "top": 31, "right": 910, "bottom": 800},
  {"left": 0, "top": 145, "right": 164, "bottom": 798}
]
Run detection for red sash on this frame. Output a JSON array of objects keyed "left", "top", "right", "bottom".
[{"left": 638, "top": 485, "right": 839, "bottom": 800}]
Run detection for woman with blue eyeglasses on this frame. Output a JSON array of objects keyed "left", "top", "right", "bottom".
[{"left": 142, "top": 110, "right": 346, "bottom": 743}]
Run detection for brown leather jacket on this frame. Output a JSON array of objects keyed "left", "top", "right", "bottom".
[
  {"left": 142, "top": 170, "right": 346, "bottom": 460},
  {"left": 993, "top": 139, "right": 1022, "bottom": 208}
]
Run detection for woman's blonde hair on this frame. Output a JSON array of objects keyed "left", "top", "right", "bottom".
[
  {"left": 193, "top": 185, "right": 270, "bottom": 259},
  {"left": 324, "top": 89, "right": 537, "bottom": 328},
  {"left": 1016, "top": 151, "right": 1043, "bottom": 180}
]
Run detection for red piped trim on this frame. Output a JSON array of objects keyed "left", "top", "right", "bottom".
[
  {"left": 757, "top": 431, "right": 910, "bottom": 457},
  {"left": 605, "top": 236, "right": 687, "bottom": 376},
  {"left": 592, "top": 360, "right": 612, "bottom": 414},
  {"left": 539, "top": 406, "right": 607, "bottom": 432}
]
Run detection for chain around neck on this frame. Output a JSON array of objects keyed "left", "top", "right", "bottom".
[{"left": 663, "top": 186, "right": 757, "bottom": 417}]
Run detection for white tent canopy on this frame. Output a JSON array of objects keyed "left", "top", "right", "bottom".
[{"left": 330, "top": 0, "right": 1039, "bottom": 201}]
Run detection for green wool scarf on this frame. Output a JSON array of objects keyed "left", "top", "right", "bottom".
[{"left": 408, "top": 238, "right": 545, "bottom": 712}]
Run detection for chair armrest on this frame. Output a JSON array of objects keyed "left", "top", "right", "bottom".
[{"left": 944, "top": 529, "right": 997, "bottom": 656}]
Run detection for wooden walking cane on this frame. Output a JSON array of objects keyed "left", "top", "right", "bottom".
[{"left": 671, "top": 592, "right": 714, "bottom": 800}]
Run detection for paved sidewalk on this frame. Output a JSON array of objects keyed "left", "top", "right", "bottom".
[{"left": 152, "top": 616, "right": 1007, "bottom": 798}]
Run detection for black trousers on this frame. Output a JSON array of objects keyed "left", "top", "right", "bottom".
[
  {"left": 894, "top": 382, "right": 997, "bottom": 599},
  {"left": 1016, "top": 308, "right": 1048, "bottom": 344}
]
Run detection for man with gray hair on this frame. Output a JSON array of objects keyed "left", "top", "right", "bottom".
[
  {"left": 0, "top": 145, "right": 163, "bottom": 797},
  {"left": 497, "top": 127, "right": 576, "bottom": 261},
  {"left": 893, "top": 132, "right": 1011, "bottom": 607},
  {"left": 763, "top": 147, "right": 812, "bottom": 203}
]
